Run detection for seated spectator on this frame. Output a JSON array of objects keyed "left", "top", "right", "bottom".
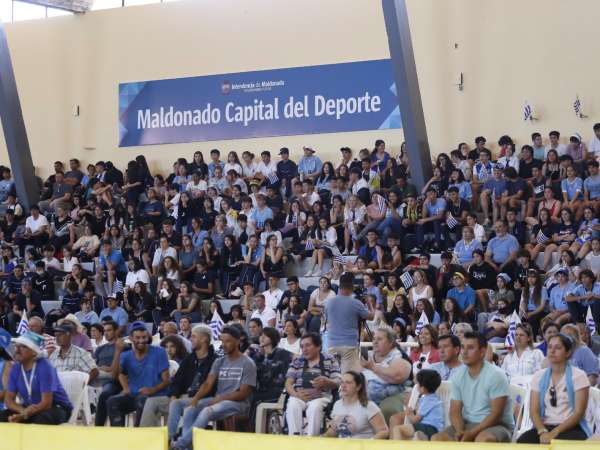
[
  {"left": 565, "top": 269, "right": 600, "bottom": 329},
  {"left": 284, "top": 332, "right": 341, "bottom": 436},
  {"left": 517, "top": 333, "right": 591, "bottom": 443},
  {"left": 446, "top": 272, "right": 476, "bottom": 319},
  {"left": 95, "top": 240, "right": 127, "bottom": 297},
  {"left": 160, "top": 335, "right": 189, "bottom": 364},
  {"left": 262, "top": 273, "right": 283, "bottom": 312},
  {"left": 500, "top": 323, "right": 543, "bottom": 381},
  {"left": 561, "top": 324, "right": 599, "bottom": 386},
  {"left": 0, "top": 339, "right": 13, "bottom": 411},
  {"left": 75, "top": 298, "right": 100, "bottom": 326},
  {"left": 278, "top": 318, "right": 301, "bottom": 355},
  {"left": 0, "top": 331, "right": 72, "bottom": 424},
  {"left": 453, "top": 226, "right": 483, "bottom": 268},
  {"left": 171, "top": 326, "right": 256, "bottom": 450},
  {"left": 467, "top": 250, "right": 497, "bottom": 312},
  {"left": 441, "top": 297, "right": 464, "bottom": 330},
  {"left": 173, "top": 282, "right": 202, "bottom": 325},
  {"left": 432, "top": 332, "right": 514, "bottom": 442},
  {"left": 518, "top": 269, "right": 548, "bottom": 336},
  {"left": 59, "top": 314, "right": 93, "bottom": 353},
  {"left": 544, "top": 268, "right": 573, "bottom": 327},
  {"left": 247, "top": 318, "right": 263, "bottom": 345},
  {"left": 479, "top": 298, "right": 512, "bottom": 343},
  {"left": 250, "top": 294, "right": 276, "bottom": 328},
  {"left": 410, "top": 324, "right": 440, "bottom": 375},
  {"left": 106, "top": 321, "right": 169, "bottom": 427},
  {"left": 484, "top": 220, "right": 519, "bottom": 275},
  {"left": 324, "top": 371, "right": 389, "bottom": 439},
  {"left": 538, "top": 322, "right": 560, "bottom": 356},
  {"left": 99, "top": 296, "right": 129, "bottom": 335},
  {"left": 360, "top": 327, "right": 411, "bottom": 421},
  {"left": 247, "top": 327, "right": 292, "bottom": 423},
  {"left": 429, "top": 334, "right": 464, "bottom": 381},
  {"left": 391, "top": 369, "right": 444, "bottom": 441},
  {"left": 48, "top": 322, "right": 99, "bottom": 390},
  {"left": 153, "top": 324, "right": 216, "bottom": 433},
  {"left": 306, "top": 277, "right": 335, "bottom": 333},
  {"left": 8, "top": 278, "right": 44, "bottom": 334},
  {"left": 408, "top": 269, "right": 433, "bottom": 306},
  {"left": 124, "top": 281, "right": 155, "bottom": 323},
  {"left": 412, "top": 298, "right": 441, "bottom": 328}
]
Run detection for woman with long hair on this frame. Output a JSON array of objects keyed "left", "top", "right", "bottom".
[
  {"left": 157, "top": 256, "right": 181, "bottom": 289},
  {"left": 200, "top": 237, "right": 219, "bottom": 275},
  {"left": 526, "top": 207, "right": 558, "bottom": 271},
  {"left": 408, "top": 270, "right": 433, "bottom": 307},
  {"left": 384, "top": 294, "right": 413, "bottom": 330},
  {"left": 172, "top": 281, "right": 202, "bottom": 324},
  {"left": 382, "top": 274, "right": 406, "bottom": 312},
  {"left": 553, "top": 208, "right": 578, "bottom": 253},
  {"left": 517, "top": 333, "right": 591, "bottom": 443},
  {"left": 179, "top": 234, "right": 198, "bottom": 281},
  {"left": 306, "top": 277, "right": 335, "bottom": 333},
  {"left": 223, "top": 151, "right": 243, "bottom": 176},
  {"left": 447, "top": 168, "right": 472, "bottom": 202},
  {"left": 324, "top": 370, "right": 389, "bottom": 439},
  {"left": 260, "top": 234, "right": 284, "bottom": 279},
  {"left": 501, "top": 323, "right": 544, "bottom": 381},
  {"left": 440, "top": 297, "right": 464, "bottom": 330},
  {"left": 190, "top": 150, "right": 208, "bottom": 178},
  {"left": 305, "top": 216, "right": 337, "bottom": 277},
  {"left": 278, "top": 318, "right": 301, "bottom": 354},
  {"left": 411, "top": 298, "right": 440, "bottom": 328},
  {"left": 409, "top": 324, "right": 440, "bottom": 375},
  {"left": 315, "top": 161, "right": 335, "bottom": 205},
  {"left": 124, "top": 281, "right": 155, "bottom": 323},
  {"left": 220, "top": 234, "right": 243, "bottom": 295},
  {"left": 343, "top": 195, "right": 367, "bottom": 255},
  {"left": 519, "top": 269, "right": 548, "bottom": 336},
  {"left": 160, "top": 335, "right": 189, "bottom": 364},
  {"left": 282, "top": 199, "right": 307, "bottom": 239}
]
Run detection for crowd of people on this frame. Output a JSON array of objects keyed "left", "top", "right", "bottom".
[{"left": 0, "top": 130, "right": 599, "bottom": 448}]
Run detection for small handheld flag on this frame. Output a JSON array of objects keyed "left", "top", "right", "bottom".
[
  {"left": 267, "top": 171, "right": 279, "bottom": 184},
  {"left": 400, "top": 272, "right": 414, "bottom": 289},
  {"left": 17, "top": 311, "right": 29, "bottom": 335},
  {"left": 586, "top": 306, "right": 597, "bottom": 336},
  {"left": 415, "top": 311, "right": 429, "bottom": 336},
  {"left": 375, "top": 194, "right": 387, "bottom": 215},
  {"left": 536, "top": 231, "right": 550, "bottom": 245},
  {"left": 305, "top": 239, "right": 315, "bottom": 251},
  {"left": 504, "top": 311, "right": 522, "bottom": 347},
  {"left": 523, "top": 101, "right": 535, "bottom": 121},
  {"left": 447, "top": 213, "right": 459, "bottom": 229},
  {"left": 209, "top": 311, "right": 225, "bottom": 341},
  {"left": 574, "top": 95, "right": 587, "bottom": 118}
]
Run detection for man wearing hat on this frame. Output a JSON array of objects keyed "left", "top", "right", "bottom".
[
  {"left": 298, "top": 146, "right": 322, "bottom": 182},
  {"left": 105, "top": 321, "right": 169, "bottom": 427},
  {"left": 60, "top": 313, "right": 93, "bottom": 353},
  {"left": 446, "top": 272, "right": 476, "bottom": 319},
  {"left": 0, "top": 331, "right": 72, "bottom": 424},
  {"left": 172, "top": 326, "right": 256, "bottom": 450},
  {"left": 49, "top": 323, "right": 98, "bottom": 383},
  {"left": 277, "top": 147, "right": 298, "bottom": 197}
]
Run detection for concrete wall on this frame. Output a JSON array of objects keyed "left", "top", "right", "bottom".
[{"left": 1, "top": 0, "right": 598, "bottom": 177}]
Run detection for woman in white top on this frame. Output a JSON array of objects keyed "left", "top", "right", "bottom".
[
  {"left": 408, "top": 270, "right": 433, "bottom": 307},
  {"left": 501, "top": 323, "right": 544, "bottom": 381},
  {"left": 278, "top": 318, "right": 301, "bottom": 355},
  {"left": 517, "top": 333, "right": 590, "bottom": 443},
  {"left": 157, "top": 256, "right": 181, "bottom": 289},
  {"left": 324, "top": 371, "right": 389, "bottom": 439},
  {"left": 306, "top": 277, "right": 336, "bottom": 333},
  {"left": 343, "top": 195, "right": 367, "bottom": 255},
  {"left": 223, "top": 151, "right": 243, "bottom": 176},
  {"left": 125, "top": 259, "right": 151, "bottom": 292},
  {"left": 305, "top": 216, "right": 338, "bottom": 277},
  {"left": 241, "top": 151, "right": 258, "bottom": 180}
]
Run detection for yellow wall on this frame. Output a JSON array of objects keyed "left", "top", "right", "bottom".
[{"left": 0, "top": 0, "right": 599, "bottom": 177}]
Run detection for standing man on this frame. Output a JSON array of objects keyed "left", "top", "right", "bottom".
[
  {"left": 106, "top": 321, "right": 170, "bottom": 427},
  {"left": 324, "top": 272, "right": 374, "bottom": 373},
  {"left": 432, "top": 332, "right": 513, "bottom": 442},
  {"left": 172, "top": 326, "right": 256, "bottom": 450}
]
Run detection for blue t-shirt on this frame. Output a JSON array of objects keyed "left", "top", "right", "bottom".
[
  {"left": 250, "top": 207, "right": 273, "bottom": 229},
  {"left": 100, "top": 306, "right": 129, "bottom": 327},
  {"left": 7, "top": 358, "right": 72, "bottom": 408},
  {"left": 119, "top": 346, "right": 169, "bottom": 396},
  {"left": 298, "top": 155, "right": 323, "bottom": 176},
  {"left": 486, "top": 234, "right": 519, "bottom": 264},
  {"left": 525, "top": 286, "right": 548, "bottom": 311},
  {"left": 0, "top": 179, "right": 13, "bottom": 202},
  {"left": 450, "top": 361, "right": 514, "bottom": 427},
  {"left": 482, "top": 178, "right": 507, "bottom": 198},
  {"left": 99, "top": 249, "right": 127, "bottom": 274},
  {"left": 561, "top": 177, "right": 583, "bottom": 201},
  {"left": 570, "top": 346, "right": 600, "bottom": 377},
  {"left": 454, "top": 239, "right": 483, "bottom": 265},
  {"left": 426, "top": 198, "right": 446, "bottom": 217},
  {"left": 567, "top": 282, "right": 600, "bottom": 306},
  {"left": 584, "top": 175, "right": 600, "bottom": 200},
  {"left": 324, "top": 294, "right": 369, "bottom": 347},
  {"left": 447, "top": 285, "right": 476, "bottom": 311},
  {"left": 241, "top": 244, "right": 264, "bottom": 264},
  {"left": 549, "top": 282, "right": 574, "bottom": 311},
  {"left": 417, "top": 393, "right": 444, "bottom": 432}
]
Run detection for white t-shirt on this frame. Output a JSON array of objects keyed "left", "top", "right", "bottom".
[
  {"left": 250, "top": 307, "right": 277, "bottom": 327},
  {"left": 500, "top": 347, "right": 544, "bottom": 380},
  {"left": 589, "top": 136, "right": 600, "bottom": 159},
  {"left": 531, "top": 366, "right": 589, "bottom": 425},
  {"left": 186, "top": 180, "right": 208, "bottom": 197},
  {"left": 152, "top": 246, "right": 178, "bottom": 268},
  {"left": 330, "top": 400, "right": 381, "bottom": 439},
  {"left": 26, "top": 214, "right": 49, "bottom": 233},
  {"left": 545, "top": 144, "right": 567, "bottom": 157},
  {"left": 262, "top": 288, "right": 283, "bottom": 311},
  {"left": 256, "top": 160, "right": 277, "bottom": 176},
  {"left": 223, "top": 163, "right": 243, "bottom": 176},
  {"left": 125, "top": 269, "right": 151, "bottom": 289},
  {"left": 302, "top": 191, "right": 320, "bottom": 206},
  {"left": 242, "top": 162, "right": 258, "bottom": 178},
  {"left": 583, "top": 252, "right": 600, "bottom": 275},
  {"left": 278, "top": 337, "right": 301, "bottom": 355}
]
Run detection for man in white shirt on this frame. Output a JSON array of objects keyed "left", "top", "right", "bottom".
[
  {"left": 185, "top": 171, "right": 207, "bottom": 199},
  {"left": 545, "top": 130, "right": 567, "bottom": 157},
  {"left": 589, "top": 123, "right": 600, "bottom": 161},
  {"left": 301, "top": 179, "right": 320, "bottom": 209},
  {"left": 151, "top": 235, "right": 177, "bottom": 274},
  {"left": 262, "top": 275, "right": 283, "bottom": 311},
  {"left": 17, "top": 204, "right": 50, "bottom": 256},
  {"left": 255, "top": 151, "right": 278, "bottom": 181},
  {"left": 250, "top": 294, "right": 276, "bottom": 327}
]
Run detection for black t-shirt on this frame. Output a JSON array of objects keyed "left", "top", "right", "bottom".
[
  {"left": 531, "top": 176, "right": 547, "bottom": 199},
  {"left": 555, "top": 222, "right": 577, "bottom": 241},
  {"left": 446, "top": 198, "right": 471, "bottom": 218},
  {"left": 468, "top": 262, "right": 497, "bottom": 290},
  {"left": 519, "top": 159, "right": 542, "bottom": 179},
  {"left": 532, "top": 222, "right": 555, "bottom": 241},
  {"left": 88, "top": 214, "right": 106, "bottom": 236},
  {"left": 193, "top": 271, "right": 215, "bottom": 291},
  {"left": 507, "top": 178, "right": 527, "bottom": 197}
]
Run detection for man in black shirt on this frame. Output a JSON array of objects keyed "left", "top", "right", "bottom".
[
  {"left": 161, "top": 219, "right": 182, "bottom": 248},
  {"left": 500, "top": 167, "right": 526, "bottom": 220},
  {"left": 277, "top": 147, "right": 298, "bottom": 198},
  {"left": 141, "top": 324, "right": 216, "bottom": 429},
  {"left": 518, "top": 145, "right": 542, "bottom": 180},
  {"left": 444, "top": 187, "right": 471, "bottom": 246},
  {"left": 468, "top": 136, "right": 488, "bottom": 162},
  {"left": 8, "top": 278, "right": 44, "bottom": 333},
  {"left": 277, "top": 276, "right": 309, "bottom": 312},
  {"left": 467, "top": 249, "right": 498, "bottom": 312}
]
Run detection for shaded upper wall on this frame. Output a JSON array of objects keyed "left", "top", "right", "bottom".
[{"left": 0, "top": 0, "right": 598, "bottom": 177}]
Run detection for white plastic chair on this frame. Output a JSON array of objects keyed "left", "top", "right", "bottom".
[
  {"left": 514, "top": 384, "right": 533, "bottom": 440},
  {"left": 402, "top": 384, "right": 420, "bottom": 425},
  {"left": 255, "top": 394, "right": 286, "bottom": 433},
  {"left": 586, "top": 386, "right": 600, "bottom": 436},
  {"left": 509, "top": 383, "right": 526, "bottom": 442},
  {"left": 436, "top": 381, "right": 452, "bottom": 427},
  {"left": 57, "top": 370, "right": 92, "bottom": 425}
]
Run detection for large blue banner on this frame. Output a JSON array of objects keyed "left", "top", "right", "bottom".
[{"left": 118, "top": 59, "right": 401, "bottom": 147}]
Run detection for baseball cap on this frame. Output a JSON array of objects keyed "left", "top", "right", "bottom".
[{"left": 128, "top": 321, "right": 147, "bottom": 334}]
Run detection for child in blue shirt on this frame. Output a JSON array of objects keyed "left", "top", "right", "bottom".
[{"left": 391, "top": 369, "right": 444, "bottom": 440}]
